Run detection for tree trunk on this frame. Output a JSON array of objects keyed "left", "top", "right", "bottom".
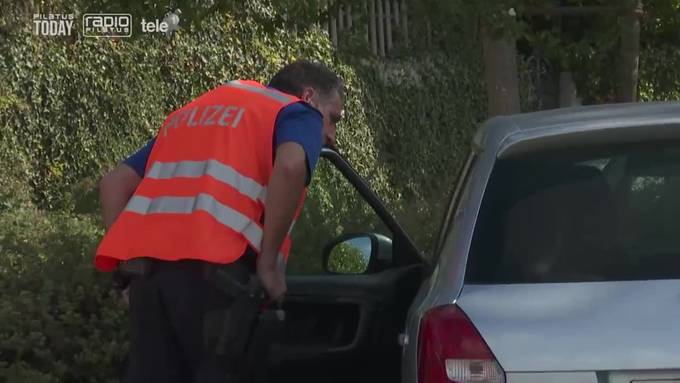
[
  {"left": 559, "top": 71, "right": 581, "bottom": 107},
  {"left": 370, "top": 0, "right": 377, "bottom": 55},
  {"left": 481, "top": 23, "right": 521, "bottom": 117},
  {"left": 616, "top": 0, "right": 643, "bottom": 103}
]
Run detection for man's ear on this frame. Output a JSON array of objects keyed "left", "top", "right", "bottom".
[{"left": 300, "top": 87, "right": 315, "bottom": 103}]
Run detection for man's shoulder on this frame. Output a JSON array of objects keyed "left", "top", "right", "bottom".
[{"left": 279, "top": 101, "right": 322, "bottom": 119}]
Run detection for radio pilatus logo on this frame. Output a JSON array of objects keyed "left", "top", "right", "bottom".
[{"left": 83, "top": 14, "right": 132, "bottom": 37}]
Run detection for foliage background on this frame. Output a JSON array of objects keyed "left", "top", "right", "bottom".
[{"left": 1, "top": 0, "right": 679, "bottom": 381}]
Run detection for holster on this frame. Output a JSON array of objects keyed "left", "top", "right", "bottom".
[
  {"left": 218, "top": 275, "right": 265, "bottom": 359},
  {"left": 112, "top": 257, "right": 156, "bottom": 290},
  {"left": 117, "top": 257, "right": 155, "bottom": 279},
  {"left": 203, "top": 263, "right": 286, "bottom": 382},
  {"left": 241, "top": 307, "right": 286, "bottom": 383},
  {"left": 203, "top": 264, "right": 264, "bottom": 358}
]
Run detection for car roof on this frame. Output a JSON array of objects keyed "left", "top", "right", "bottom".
[{"left": 475, "top": 102, "right": 680, "bottom": 157}]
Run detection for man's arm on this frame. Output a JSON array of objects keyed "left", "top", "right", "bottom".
[
  {"left": 257, "top": 142, "right": 307, "bottom": 302},
  {"left": 100, "top": 163, "right": 143, "bottom": 301},
  {"left": 99, "top": 164, "right": 142, "bottom": 230},
  {"left": 259, "top": 142, "right": 307, "bottom": 267},
  {"left": 100, "top": 138, "right": 155, "bottom": 230},
  {"left": 256, "top": 102, "right": 322, "bottom": 301}
]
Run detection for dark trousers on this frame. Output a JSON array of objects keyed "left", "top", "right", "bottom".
[{"left": 123, "top": 256, "right": 255, "bottom": 383}]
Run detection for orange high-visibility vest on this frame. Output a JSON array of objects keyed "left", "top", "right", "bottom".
[{"left": 95, "top": 80, "right": 308, "bottom": 272}]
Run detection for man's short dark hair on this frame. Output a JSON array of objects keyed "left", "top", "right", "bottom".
[{"left": 268, "top": 59, "right": 343, "bottom": 99}]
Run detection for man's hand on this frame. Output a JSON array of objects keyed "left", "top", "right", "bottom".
[
  {"left": 121, "top": 287, "right": 130, "bottom": 306},
  {"left": 256, "top": 256, "right": 287, "bottom": 304}
]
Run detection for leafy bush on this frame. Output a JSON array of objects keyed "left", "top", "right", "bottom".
[
  {"left": 0, "top": 10, "right": 390, "bottom": 211},
  {"left": 639, "top": 45, "right": 680, "bottom": 102},
  {"left": 0, "top": 206, "right": 127, "bottom": 383},
  {"left": 351, "top": 55, "right": 488, "bottom": 254},
  {"left": 327, "top": 241, "right": 369, "bottom": 274}
]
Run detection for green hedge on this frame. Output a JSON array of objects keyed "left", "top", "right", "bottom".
[
  {"left": 0, "top": 12, "right": 390, "bottom": 211},
  {"left": 0, "top": 207, "right": 126, "bottom": 383},
  {"left": 352, "top": 56, "right": 487, "bottom": 253},
  {"left": 287, "top": 54, "right": 491, "bottom": 272},
  {"left": 639, "top": 44, "right": 680, "bottom": 102}
]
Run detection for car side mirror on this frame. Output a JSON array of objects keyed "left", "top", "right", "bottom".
[{"left": 323, "top": 233, "right": 393, "bottom": 274}]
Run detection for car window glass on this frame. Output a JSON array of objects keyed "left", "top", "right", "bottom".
[
  {"left": 286, "top": 159, "right": 390, "bottom": 275},
  {"left": 466, "top": 143, "right": 680, "bottom": 283}
]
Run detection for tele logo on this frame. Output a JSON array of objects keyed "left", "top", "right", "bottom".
[{"left": 141, "top": 18, "right": 168, "bottom": 33}]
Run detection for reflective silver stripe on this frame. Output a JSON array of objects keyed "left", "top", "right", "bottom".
[
  {"left": 125, "top": 194, "right": 263, "bottom": 252},
  {"left": 277, "top": 219, "right": 298, "bottom": 269},
  {"left": 277, "top": 253, "right": 286, "bottom": 272},
  {"left": 227, "top": 80, "right": 294, "bottom": 104},
  {"left": 147, "top": 160, "right": 267, "bottom": 204},
  {"left": 287, "top": 219, "right": 296, "bottom": 235}
]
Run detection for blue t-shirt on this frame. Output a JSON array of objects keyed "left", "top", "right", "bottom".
[{"left": 123, "top": 101, "right": 323, "bottom": 185}]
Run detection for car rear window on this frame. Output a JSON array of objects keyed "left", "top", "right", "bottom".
[{"left": 466, "top": 142, "right": 680, "bottom": 283}]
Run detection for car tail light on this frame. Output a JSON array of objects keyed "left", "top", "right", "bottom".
[{"left": 418, "top": 304, "right": 505, "bottom": 383}]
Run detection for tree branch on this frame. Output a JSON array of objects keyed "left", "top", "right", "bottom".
[{"left": 522, "top": 6, "right": 624, "bottom": 17}]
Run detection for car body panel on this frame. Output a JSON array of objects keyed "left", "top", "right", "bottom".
[
  {"left": 506, "top": 372, "right": 598, "bottom": 383},
  {"left": 458, "top": 280, "right": 680, "bottom": 372},
  {"left": 402, "top": 102, "right": 680, "bottom": 382},
  {"left": 506, "top": 371, "right": 680, "bottom": 383}
]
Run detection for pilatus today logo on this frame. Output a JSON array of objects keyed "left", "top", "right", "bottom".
[
  {"left": 33, "top": 14, "right": 75, "bottom": 36},
  {"left": 83, "top": 13, "right": 132, "bottom": 37}
]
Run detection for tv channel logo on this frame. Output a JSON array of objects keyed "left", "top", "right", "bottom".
[
  {"left": 33, "top": 14, "right": 75, "bottom": 36},
  {"left": 83, "top": 14, "right": 132, "bottom": 37}
]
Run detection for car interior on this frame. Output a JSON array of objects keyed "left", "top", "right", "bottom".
[{"left": 259, "top": 149, "right": 429, "bottom": 383}]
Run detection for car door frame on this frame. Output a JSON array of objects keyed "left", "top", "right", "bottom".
[
  {"left": 267, "top": 148, "right": 429, "bottom": 381},
  {"left": 319, "top": 147, "right": 426, "bottom": 268}
]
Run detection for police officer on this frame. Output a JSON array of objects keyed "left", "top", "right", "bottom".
[{"left": 96, "top": 60, "right": 344, "bottom": 382}]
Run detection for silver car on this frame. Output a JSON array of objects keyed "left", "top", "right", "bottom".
[
  {"left": 403, "top": 102, "right": 680, "bottom": 383},
  {"left": 267, "top": 102, "right": 680, "bottom": 383}
]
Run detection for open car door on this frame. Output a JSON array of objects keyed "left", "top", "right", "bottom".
[{"left": 263, "top": 148, "right": 428, "bottom": 383}]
